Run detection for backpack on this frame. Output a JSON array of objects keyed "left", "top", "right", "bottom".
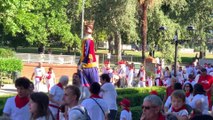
[{"left": 72, "top": 107, "right": 91, "bottom": 120}]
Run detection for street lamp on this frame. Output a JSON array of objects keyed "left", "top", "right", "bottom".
[
  {"left": 159, "top": 25, "right": 194, "bottom": 77},
  {"left": 81, "top": 0, "right": 85, "bottom": 39}
]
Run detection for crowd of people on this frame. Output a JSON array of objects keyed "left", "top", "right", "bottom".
[
  {"left": 0, "top": 60, "right": 213, "bottom": 120},
  {"left": 1, "top": 19, "right": 213, "bottom": 120}
]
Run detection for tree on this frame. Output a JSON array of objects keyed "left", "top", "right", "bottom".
[{"left": 89, "top": 0, "right": 138, "bottom": 61}]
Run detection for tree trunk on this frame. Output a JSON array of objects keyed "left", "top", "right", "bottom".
[
  {"left": 141, "top": 3, "right": 148, "bottom": 63},
  {"left": 67, "top": 45, "right": 71, "bottom": 54},
  {"left": 38, "top": 44, "right": 45, "bottom": 54},
  {"left": 114, "top": 31, "right": 122, "bottom": 61},
  {"left": 108, "top": 34, "right": 114, "bottom": 54}
]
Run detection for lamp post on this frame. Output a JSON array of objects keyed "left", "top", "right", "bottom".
[
  {"left": 159, "top": 25, "right": 195, "bottom": 77},
  {"left": 81, "top": 0, "right": 85, "bottom": 39}
]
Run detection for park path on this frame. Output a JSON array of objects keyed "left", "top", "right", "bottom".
[{"left": 0, "top": 84, "right": 16, "bottom": 95}]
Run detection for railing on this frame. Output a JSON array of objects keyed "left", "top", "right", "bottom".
[
  {"left": 15, "top": 53, "right": 142, "bottom": 65},
  {"left": 15, "top": 53, "right": 80, "bottom": 65}
]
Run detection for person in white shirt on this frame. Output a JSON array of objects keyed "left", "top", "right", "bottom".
[
  {"left": 140, "top": 95, "right": 165, "bottom": 120},
  {"left": 72, "top": 73, "right": 90, "bottom": 104},
  {"left": 168, "top": 90, "right": 189, "bottom": 120},
  {"left": 63, "top": 85, "right": 89, "bottom": 120},
  {"left": 45, "top": 67, "right": 56, "bottom": 92},
  {"left": 31, "top": 62, "right": 46, "bottom": 92},
  {"left": 138, "top": 65, "right": 146, "bottom": 87},
  {"left": 184, "top": 74, "right": 196, "bottom": 87},
  {"left": 119, "top": 98, "right": 132, "bottom": 120},
  {"left": 189, "top": 84, "right": 209, "bottom": 115},
  {"left": 81, "top": 82, "right": 109, "bottom": 120},
  {"left": 183, "top": 83, "right": 193, "bottom": 102},
  {"left": 49, "top": 75, "right": 69, "bottom": 120},
  {"left": 100, "top": 74, "right": 118, "bottom": 120},
  {"left": 126, "top": 64, "right": 134, "bottom": 87},
  {"left": 3, "top": 77, "right": 31, "bottom": 120},
  {"left": 29, "top": 92, "right": 54, "bottom": 120}
]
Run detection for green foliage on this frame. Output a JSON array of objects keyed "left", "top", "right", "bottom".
[
  {"left": 0, "top": 48, "right": 15, "bottom": 58},
  {"left": 0, "top": 58, "right": 23, "bottom": 72},
  {"left": 0, "top": 95, "right": 14, "bottom": 116}
]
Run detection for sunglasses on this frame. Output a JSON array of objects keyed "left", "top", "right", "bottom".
[{"left": 142, "top": 106, "right": 156, "bottom": 110}]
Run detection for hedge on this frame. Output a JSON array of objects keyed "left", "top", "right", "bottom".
[
  {"left": 0, "top": 48, "right": 15, "bottom": 58},
  {"left": 116, "top": 87, "right": 166, "bottom": 120},
  {"left": 0, "top": 58, "right": 23, "bottom": 72}
]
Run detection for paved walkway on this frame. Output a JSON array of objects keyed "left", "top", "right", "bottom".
[{"left": 0, "top": 84, "right": 16, "bottom": 95}]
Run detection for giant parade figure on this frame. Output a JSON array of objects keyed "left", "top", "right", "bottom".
[{"left": 78, "top": 20, "right": 99, "bottom": 87}]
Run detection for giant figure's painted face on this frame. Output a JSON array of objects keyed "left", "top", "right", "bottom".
[{"left": 84, "top": 20, "right": 94, "bottom": 34}]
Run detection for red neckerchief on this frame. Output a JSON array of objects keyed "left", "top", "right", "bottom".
[
  {"left": 172, "top": 105, "right": 186, "bottom": 112},
  {"left": 188, "top": 79, "right": 193, "bottom": 83},
  {"left": 157, "top": 69, "right": 161, "bottom": 74},
  {"left": 106, "top": 67, "right": 110, "bottom": 70},
  {"left": 140, "top": 69, "right": 144, "bottom": 72},
  {"left": 158, "top": 113, "right": 165, "bottom": 120},
  {"left": 15, "top": 95, "right": 29, "bottom": 109},
  {"left": 123, "top": 107, "right": 130, "bottom": 112},
  {"left": 90, "top": 94, "right": 102, "bottom": 98},
  {"left": 186, "top": 92, "right": 191, "bottom": 97},
  {"left": 57, "top": 83, "right": 63, "bottom": 89}
]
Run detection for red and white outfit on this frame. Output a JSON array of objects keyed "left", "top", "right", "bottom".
[
  {"left": 100, "top": 82, "right": 118, "bottom": 113},
  {"left": 138, "top": 69, "right": 146, "bottom": 87},
  {"left": 126, "top": 67, "right": 134, "bottom": 87},
  {"left": 3, "top": 96, "right": 30, "bottom": 120},
  {"left": 81, "top": 95, "right": 109, "bottom": 120},
  {"left": 120, "top": 109, "right": 132, "bottom": 120},
  {"left": 155, "top": 68, "right": 162, "bottom": 86},
  {"left": 45, "top": 71, "right": 56, "bottom": 92},
  {"left": 177, "top": 70, "right": 184, "bottom": 84},
  {"left": 49, "top": 83, "right": 64, "bottom": 120},
  {"left": 33, "top": 67, "right": 45, "bottom": 92},
  {"left": 163, "top": 70, "right": 171, "bottom": 87},
  {"left": 168, "top": 105, "right": 188, "bottom": 117},
  {"left": 189, "top": 94, "right": 209, "bottom": 114},
  {"left": 197, "top": 74, "right": 213, "bottom": 108}
]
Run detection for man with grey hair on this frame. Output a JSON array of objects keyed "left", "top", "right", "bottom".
[
  {"left": 140, "top": 95, "right": 165, "bottom": 120},
  {"left": 49, "top": 75, "right": 69, "bottom": 119}
]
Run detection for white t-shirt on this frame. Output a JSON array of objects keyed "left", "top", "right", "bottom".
[
  {"left": 164, "top": 96, "right": 189, "bottom": 109},
  {"left": 68, "top": 105, "right": 88, "bottom": 120},
  {"left": 184, "top": 81, "right": 196, "bottom": 87},
  {"left": 189, "top": 94, "right": 209, "bottom": 114},
  {"left": 34, "top": 67, "right": 45, "bottom": 77},
  {"left": 81, "top": 98, "right": 109, "bottom": 120},
  {"left": 120, "top": 110, "right": 132, "bottom": 120},
  {"left": 49, "top": 85, "right": 64, "bottom": 118},
  {"left": 79, "top": 86, "right": 90, "bottom": 104},
  {"left": 100, "top": 82, "right": 117, "bottom": 110},
  {"left": 3, "top": 96, "right": 31, "bottom": 120},
  {"left": 168, "top": 108, "right": 188, "bottom": 117}
]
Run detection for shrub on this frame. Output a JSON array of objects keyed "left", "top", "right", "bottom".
[
  {"left": 0, "top": 58, "right": 23, "bottom": 72},
  {"left": 116, "top": 87, "right": 166, "bottom": 119},
  {"left": 0, "top": 48, "right": 15, "bottom": 58}
]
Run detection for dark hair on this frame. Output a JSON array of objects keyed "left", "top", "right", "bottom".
[
  {"left": 15, "top": 77, "right": 31, "bottom": 89},
  {"left": 65, "top": 85, "right": 81, "bottom": 101},
  {"left": 183, "top": 83, "right": 193, "bottom": 93},
  {"left": 90, "top": 82, "right": 101, "bottom": 94},
  {"left": 193, "top": 84, "right": 206, "bottom": 96},
  {"left": 100, "top": 74, "right": 110, "bottom": 82},
  {"left": 30, "top": 92, "right": 49, "bottom": 119},
  {"left": 188, "top": 74, "right": 195, "bottom": 80},
  {"left": 174, "top": 82, "right": 182, "bottom": 90},
  {"left": 165, "top": 67, "right": 169, "bottom": 71},
  {"left": 190, "top": 115, "right": 213, "bottom": 120},
  {"left": 171, "top": 90, "right": 186, "bottom": 102},
  {"left": 166, "top": 113, "right": 178, "bottom": 120}
]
